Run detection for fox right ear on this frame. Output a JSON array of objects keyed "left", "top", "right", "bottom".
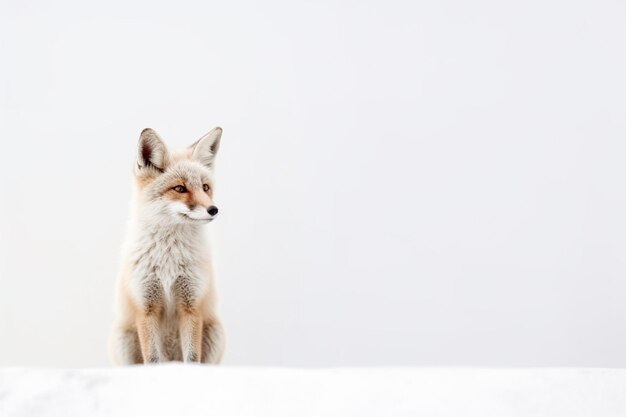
[
  {"left": 190, "top": 127, "right": 222, "bottom": 168},
  {"left": 136, "top": 128, "right": 169, "bottom": 173}
]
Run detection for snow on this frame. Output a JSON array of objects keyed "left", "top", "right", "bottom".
[{"left": 1, "top": 365, "right": 625, "bottom": 416}]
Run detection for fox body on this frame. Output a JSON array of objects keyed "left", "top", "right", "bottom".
[{"left": 110, "top": 127, "right": 225, "bottom": 364}]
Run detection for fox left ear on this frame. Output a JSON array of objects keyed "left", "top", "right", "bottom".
[
  {"left": 190, "top": 127, "right": 222, "bottom": 168},
  {"left": 137, "top": 128, "right": 170, "bottom": 173}
]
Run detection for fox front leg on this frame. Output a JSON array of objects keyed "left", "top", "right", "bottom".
[
  {"left": 178, "top": 308, "right": 203, "bottom": 362},
  {"left": 136, "top": 281, "right": 165, "bottom": 363},
  {"left": 174, "top": 277, "right": 202, "bottom": 362},
  {"left": 136, "top": 307, "right": 164, "bottom": 363}
]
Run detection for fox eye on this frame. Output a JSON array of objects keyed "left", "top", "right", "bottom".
[
  {"left": 203, "top": 184, "right": 210, "bottom": 192},
  {"left": 173, "top": 185, "right": 187, "bottom": 193}
]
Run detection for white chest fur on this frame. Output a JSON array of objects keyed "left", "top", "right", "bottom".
[{"left": 124, "top": 223, "right": 211, "bottom": 311}]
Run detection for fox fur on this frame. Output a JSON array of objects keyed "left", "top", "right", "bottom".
[{"left": 110, "top": 127, "right": 225, "bottom": 364}]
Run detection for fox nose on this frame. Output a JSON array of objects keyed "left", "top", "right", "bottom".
[{"left": 207, "top": 206, "right": 219, "bottom": 216}]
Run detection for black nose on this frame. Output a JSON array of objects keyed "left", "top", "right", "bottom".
[{"left": 207, "top": 206, "right": 219, "bottom": 216}]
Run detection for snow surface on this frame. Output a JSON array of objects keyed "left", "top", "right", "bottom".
[{"left": 1, "top": 365, "right": 625, "bottom": 416}]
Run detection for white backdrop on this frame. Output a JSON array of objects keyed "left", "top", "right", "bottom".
[{"left": 1, "top": 0, "right": 625, "bottom": 367}]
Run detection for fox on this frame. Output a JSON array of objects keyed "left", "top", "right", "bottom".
[{"left": 109, "top": 127, "right": 225, "bottom": 364}]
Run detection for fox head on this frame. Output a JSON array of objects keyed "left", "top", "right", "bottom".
[{"left": 133, "top": 127, "right": 222, "bottom": 225}]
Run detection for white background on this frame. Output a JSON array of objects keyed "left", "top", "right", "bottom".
[{"left": 1, "top": 0, "right": 625, "bottom": 367}]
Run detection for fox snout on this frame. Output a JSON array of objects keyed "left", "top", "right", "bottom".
[{"left": 207, "top": 206, "right": 219, "bottom": 217}]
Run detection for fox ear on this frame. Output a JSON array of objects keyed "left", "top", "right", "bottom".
[
  {"left": 190, "top": 127, "right": 222, "bottom": 168},
  {"left": 137, "top": 128, "right": 169, "bottom": 173}
]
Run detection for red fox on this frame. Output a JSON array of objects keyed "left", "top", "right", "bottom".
[{"left": 110, "top": 127, "right": 225, "bottom": 364}]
